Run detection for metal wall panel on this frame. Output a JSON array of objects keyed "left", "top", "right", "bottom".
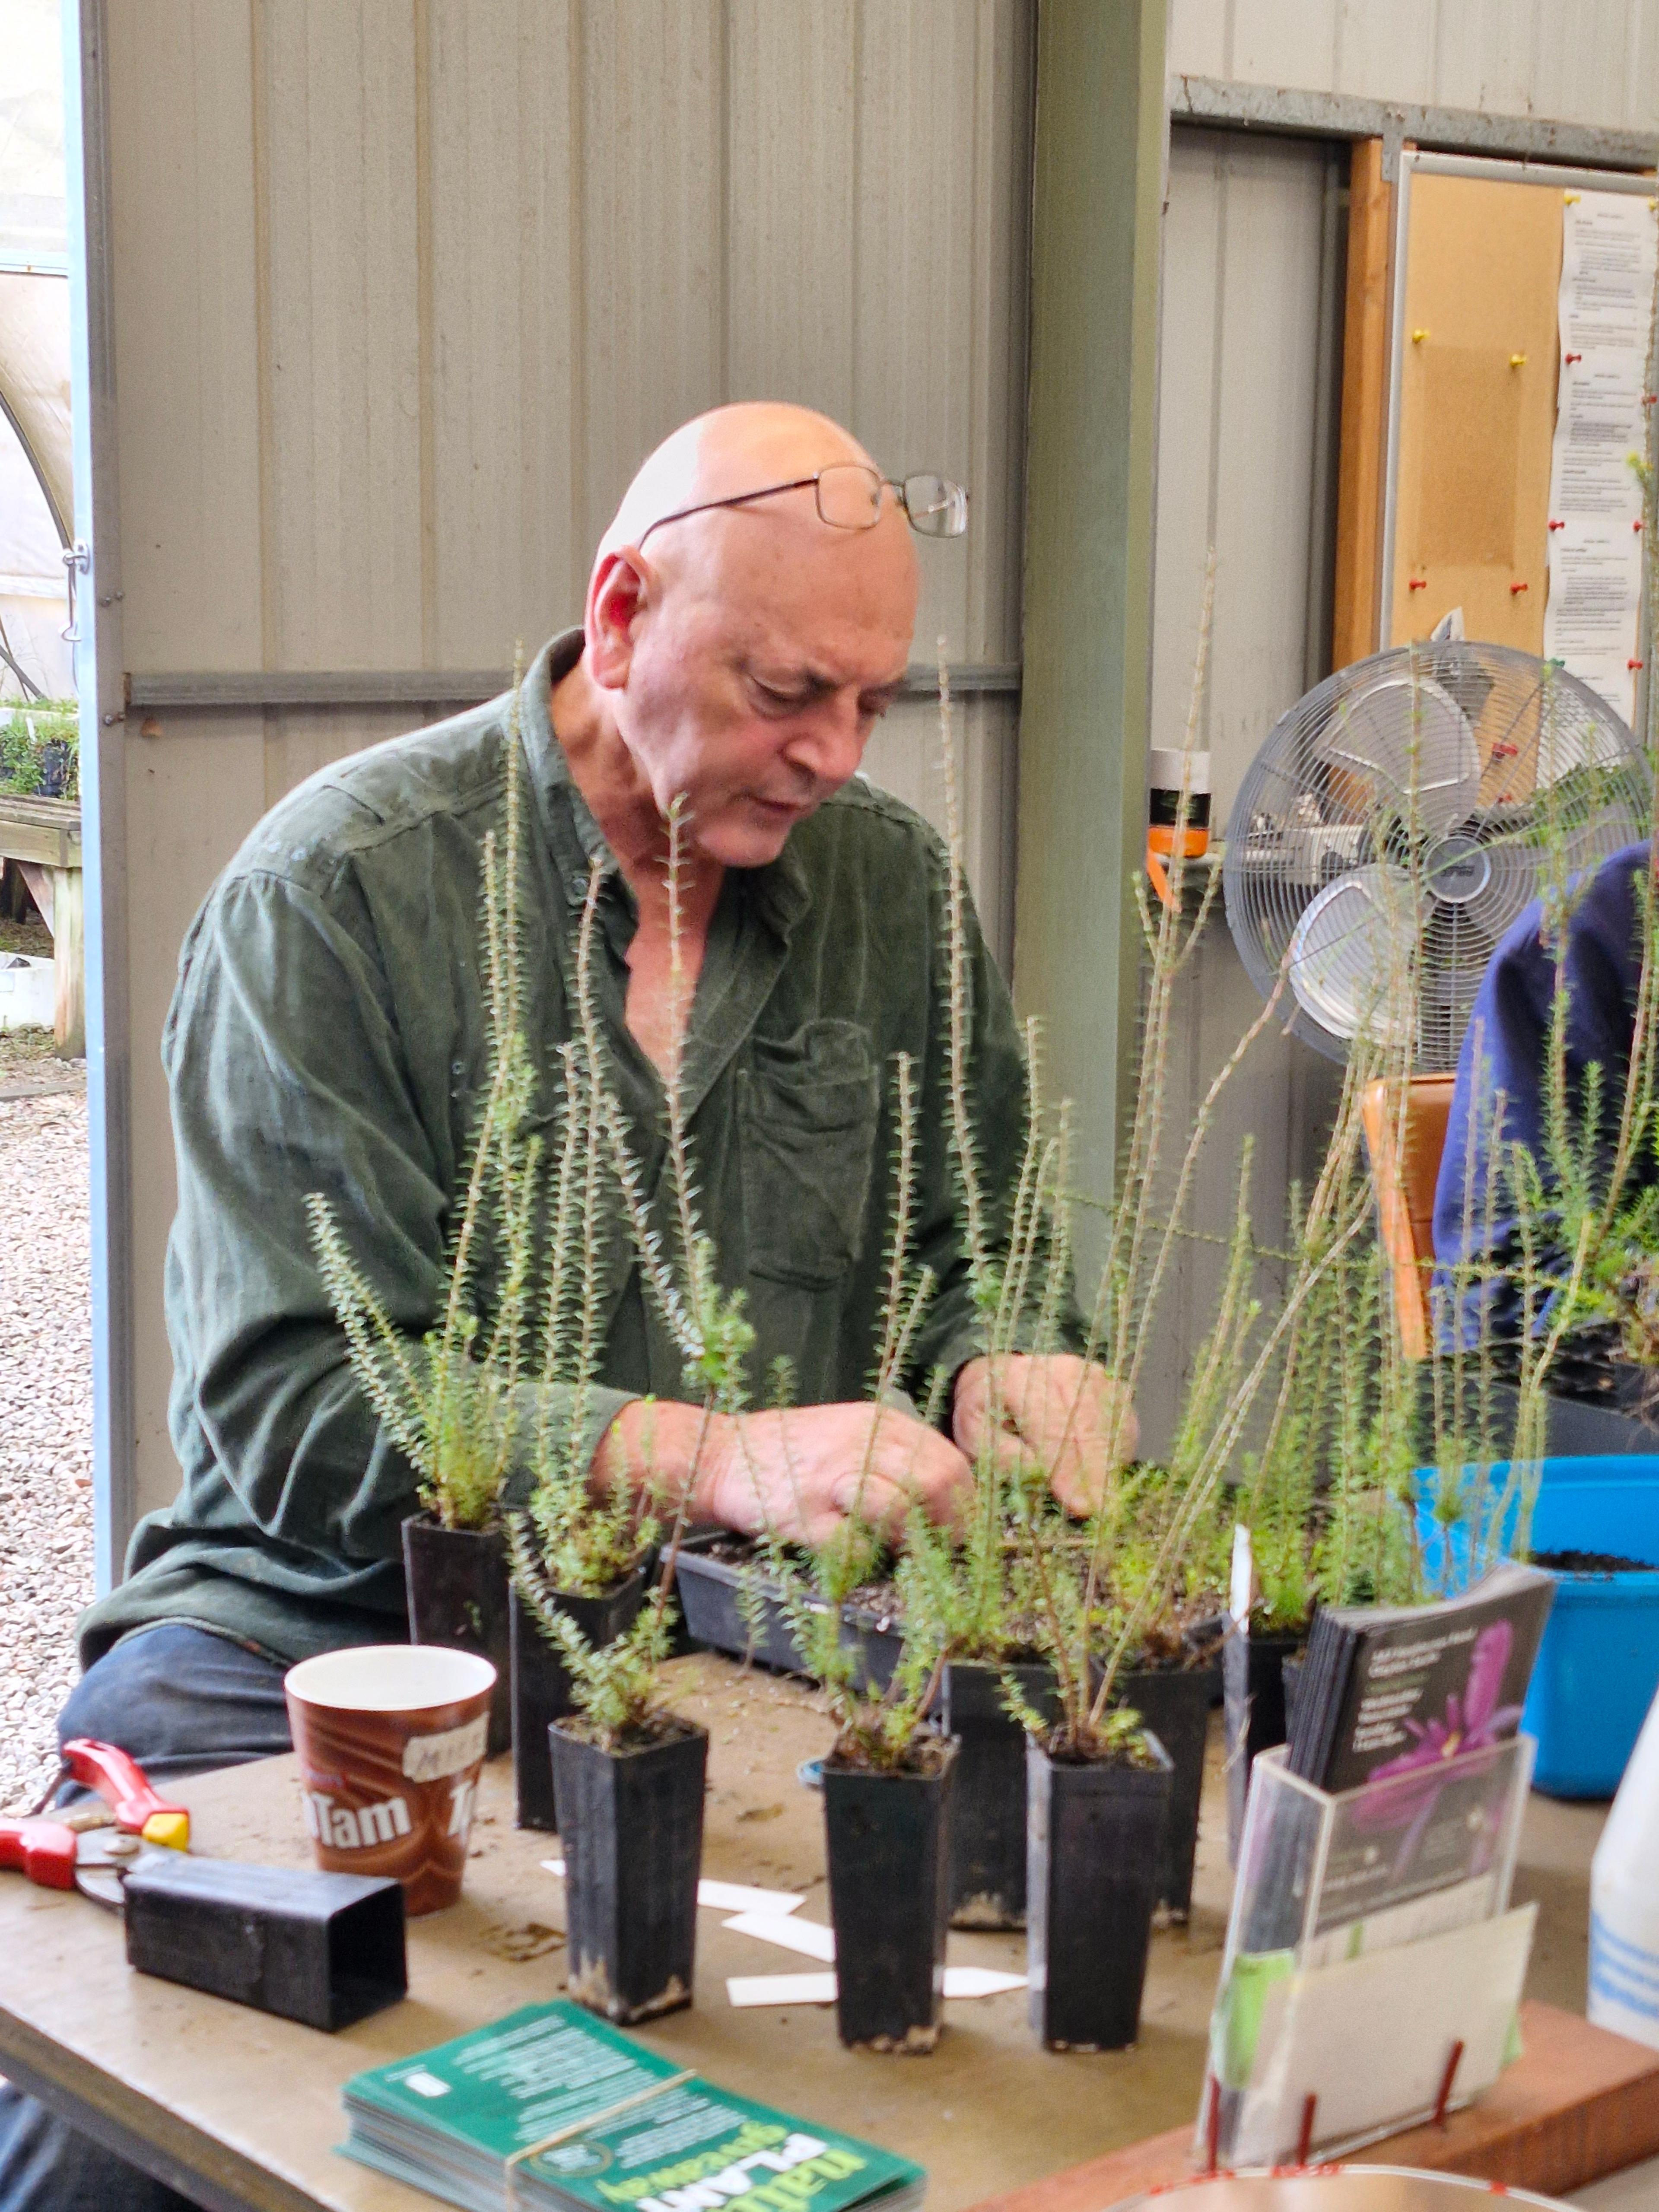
[
  {"left": 1138, "top": 124, "right": 1347, "bottom": 1457},
  {"left": 102, "top": 0, "right": 1033, "bottom": 1535},
  {"left": 1152, "top": 130, "right": 1341, "bottom": 827},
  {"left": 1168, "top": 0, "right": 1659, "bottom": 131}
]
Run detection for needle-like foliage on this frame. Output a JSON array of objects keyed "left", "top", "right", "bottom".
[{"left": 308, "top": 661, "right": 541, "bottom": 1531}]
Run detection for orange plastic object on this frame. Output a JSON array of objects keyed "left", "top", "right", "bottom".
[
  {"left": 1146, "top": 823, "right": 1209, "bottom": 911},
  {"left": 1360, "top": 1075, "right": 1457, "bottom": 1359}
]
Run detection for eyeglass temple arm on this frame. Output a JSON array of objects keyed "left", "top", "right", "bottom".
[{"left": 637, "top": 477, "right": 827, "bottom": 547}]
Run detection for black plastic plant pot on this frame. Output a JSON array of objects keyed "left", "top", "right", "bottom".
[
  {"left": 672, "top": 1539, "right": 902, "bottom": 1693},
  {"left": 1118, "top": 1663, "right": 1219, "bottom": 1920},
  {"left": 822, "top": 1739, "right": 957, "bottom": 2053},
  {"left": 549, "top": 1716, "right": 708, "bottom": 2024},
  {"left": 1222, "top": 1619, "right": 1303, "bottom": 1866},
  {"left": 940, "top": 1659, "right": 1057, "bottom": 1928},
  {"left": 1026, "top": 1731, "right": 1173, "bottom": 2052},
  {"left": 401, "top": 1513, "right": 512, "bottom": 1755},
  {"left": 510, "top": 1571, "right": 646, "bottom": 1831}
]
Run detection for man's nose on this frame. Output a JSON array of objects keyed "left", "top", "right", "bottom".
[{"left": 782, "top": 696, "right": 866, "bottom": 788}]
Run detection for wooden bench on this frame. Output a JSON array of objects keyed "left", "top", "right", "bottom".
[{"left": 0, "top": 792, "right": 84, "bottom": 1055}]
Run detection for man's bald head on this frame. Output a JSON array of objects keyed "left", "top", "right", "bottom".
[
  {"left": 599, "top": 401, "right": 878, "bottom": 558},
  {"left": 566, "top": 402, "right": 921, "bottom": 871}
]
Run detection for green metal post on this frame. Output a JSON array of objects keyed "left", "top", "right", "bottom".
[{"left": 1015, "top": 0, "right": 1167, "bottom": 1244}]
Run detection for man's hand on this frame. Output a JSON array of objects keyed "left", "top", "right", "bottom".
[
  {"left": 952, "top": 1354, "right": 1138, "bottom": 1515},
  {"left": 595, "top": 1397, "right": 973, "bottom": 1548}
]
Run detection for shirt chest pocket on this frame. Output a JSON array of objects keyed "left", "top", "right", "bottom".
[{"left": 739, "top": 1021, "right": 880, "bottom": 1288}]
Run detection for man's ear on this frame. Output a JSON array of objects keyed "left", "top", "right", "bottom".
[{"left": 585, "top": 548, "right": 652, "bottom": 690}]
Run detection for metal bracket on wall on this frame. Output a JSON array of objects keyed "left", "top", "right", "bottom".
[
  {"left": 1170, "top": 75, "right": 1659, "bottom": 183},
  {"left": 125, "top": 664, "right": 1022, "bottom": 714},
  {"left": 60, "top": 541, "right": 90, "bottom": 642}
]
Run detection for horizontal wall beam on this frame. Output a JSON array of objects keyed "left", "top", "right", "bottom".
[
  {"left": 1171, "top": 74, "right": 1659, "bottom": 179},
  {"left": 126, "top": 663, "right": 1022, "bottom": 712}
]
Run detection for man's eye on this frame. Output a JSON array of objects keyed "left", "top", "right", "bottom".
[{"left": 752, "top": 679, "right": 805, "bottom": 713}]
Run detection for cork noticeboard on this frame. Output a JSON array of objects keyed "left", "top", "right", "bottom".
[{"left": 1387, "top": 173, "right": 1564, "bottom": 653}]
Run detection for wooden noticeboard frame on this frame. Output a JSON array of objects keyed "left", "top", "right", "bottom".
[
  {"left": 1386, "top": 165, "right": 1562, "bottom": 652},
  {"left": 1334, "top": 151, "right": 1656, "bottom": 667},
  {"left": 1380, "top": 153, "right": 1657, "bottom": 657}
]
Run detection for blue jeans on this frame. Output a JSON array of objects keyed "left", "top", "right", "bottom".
[{"left": 0, "top": 1625, "right": 292, "bottom": 2212}]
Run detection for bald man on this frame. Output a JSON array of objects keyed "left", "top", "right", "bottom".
[{"left": 5, "top": 404, "right": 1135, "bottom": 2205}]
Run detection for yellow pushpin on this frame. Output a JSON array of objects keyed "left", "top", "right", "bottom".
[
  {"left": 1564, "top": 190, "right": 1581, "bottom": 204},
  {"left": 1510, "top": 353, "right": 1527, "bottom": 368},
  {"left": 1412, "top": 328, "right": 1429, "bottom": 344}
]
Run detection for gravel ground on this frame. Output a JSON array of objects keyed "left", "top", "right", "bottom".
[{"left": 0, "top": 1072, "right": 93, "bottom": 1814}]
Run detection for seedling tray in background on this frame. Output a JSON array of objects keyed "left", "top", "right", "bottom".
[{"left": 672, "top": 1535, "right": 902, "bottom": 1695}]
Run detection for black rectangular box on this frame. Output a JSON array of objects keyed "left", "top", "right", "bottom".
[{"left": 123, "top": 1854, "right": 407, "bottom": 2031}]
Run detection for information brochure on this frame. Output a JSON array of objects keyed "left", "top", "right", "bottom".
[
  {"left": 1227, "top": 1563, "right": 1556, "bottom": 1955},
  {"left": 340, "top": 2001, "right": 927, "bottom": 2212},
  {"left": 1287, "top": 1562, "right": 1554, "bottom": 1796}
]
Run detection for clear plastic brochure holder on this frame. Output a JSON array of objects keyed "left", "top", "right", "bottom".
[{"left": 1194, "top": 1735, "right": 1537, "bottom": 2171}]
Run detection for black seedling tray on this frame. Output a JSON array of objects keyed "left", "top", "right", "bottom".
[{"left": 672, "top": 1537, "right": 903, "bottom": 1694}]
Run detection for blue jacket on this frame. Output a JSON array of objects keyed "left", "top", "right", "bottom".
[{"left": 1432, "top": 841, "right": 1652, "bottom": 1344}]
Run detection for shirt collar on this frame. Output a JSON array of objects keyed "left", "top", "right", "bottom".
[
  {"left": 517, "top": 629, "right": 615, "bottom": 912},
  {"left": 513, "top": 629, "right": 814, "bottom": 943}
]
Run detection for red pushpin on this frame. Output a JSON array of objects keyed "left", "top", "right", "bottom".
[
  {"left": 1629, "top": 658, "right": 1646, "bottom": 672},
  {"left": 1408, "top": 577, "right": 1428, "bottom": 591},
  {"left": 1564, "top": 352, "right": 1583, "bottom": 365},
  {"left": 1548, "top": 519, "right": 1566, "bottom": 531},
  {"left": 1510, "top": 580, "right": 1529, "bottom": 594},
  {"left": 1635, "top": 519, "right": 1645, "bottom": 532}
]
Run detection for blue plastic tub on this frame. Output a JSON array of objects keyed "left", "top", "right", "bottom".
[{"left": 1415, "top": 1456, "right": 1659, "bottom": 1799}]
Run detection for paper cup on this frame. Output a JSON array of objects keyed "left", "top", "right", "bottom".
[{"left": 284, "top": 1644, "right": 496, "bottom": 1915}]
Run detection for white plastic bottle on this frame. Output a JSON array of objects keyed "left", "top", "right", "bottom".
[{"left": 1589, "top": 1682, "right": 1659, "bottom": 2048}]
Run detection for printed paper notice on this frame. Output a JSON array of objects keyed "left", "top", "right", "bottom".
[{"left": 1544, "top": 191, "right": 1658, "bottom": 730}]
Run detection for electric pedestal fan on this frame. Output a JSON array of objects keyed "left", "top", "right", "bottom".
[{"left": 1222, "top": 642, "right": 1651, "bottom": 1070}]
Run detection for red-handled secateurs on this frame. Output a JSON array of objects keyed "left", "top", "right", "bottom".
[{"left": 1, "top": 1739, "right": 191, "bottom": 1910}]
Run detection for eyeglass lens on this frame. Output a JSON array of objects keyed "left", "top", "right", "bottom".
[
  {"left": 902, "top": 473, "right": 968, "bottom": 538},
  {"left": 811, "top": 463, "right": 967, "bottom": 537},
  {"left": 814, "top": 464, "right": 886, "bottom": 530}
]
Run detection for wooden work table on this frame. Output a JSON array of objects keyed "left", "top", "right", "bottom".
[{"left": 0, "top": 1654, "right": 1643, "bottom": 2212}]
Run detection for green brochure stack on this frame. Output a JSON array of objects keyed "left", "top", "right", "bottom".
[{"left": 340, "top": 2001, "right": 928, "bottom": 2212}]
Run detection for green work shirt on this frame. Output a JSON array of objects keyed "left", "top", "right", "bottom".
[{"left": 79, "top": 631, "right": 1043, "bottom": 1669}]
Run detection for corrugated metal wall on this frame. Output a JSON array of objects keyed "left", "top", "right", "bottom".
[
  {"left": 1138, "top": 124, "right": 1348, "bottom": 1455},
  {"left": 105, "top": 0, "right": 1033, "bottom": 1534},
  {"left": 1168, "top": 0, "right": 1659, "bottom": 127}
]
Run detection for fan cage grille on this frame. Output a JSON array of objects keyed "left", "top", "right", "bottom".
[{"left": 1221, "top": 643, "right": 1651, "bottom": 1072}]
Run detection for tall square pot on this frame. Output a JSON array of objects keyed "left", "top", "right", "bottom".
[
  {"left": 823, "top": 1741, "right": 957, "bottom": 2052},
  {"left": 549, "top": 1716, "right": 708, "bottom": 2024},
  {"left": 1026, "top": 1732, "right": 1173, "bottom": 2051},
  {"left": 1222, "top": 1621, "right": 1301, "bottom": 1865},
  {"left": 940, "top": 1660, "right": 1057, "bottom": 1928},
  {"left": 510, "top": 1572, "right": 645, "bottom": 1831},
  {"left": 401, "top": 1514, "right": 512, "bottom": 1756},
  {"left": 1118, "top": 1663, "right": 1218, "bottom": 1920}
]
